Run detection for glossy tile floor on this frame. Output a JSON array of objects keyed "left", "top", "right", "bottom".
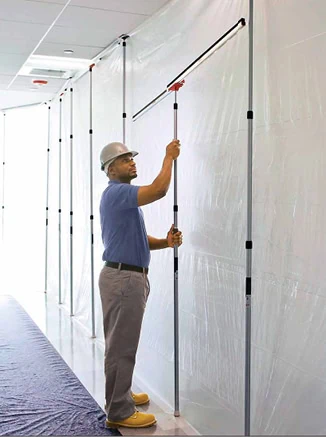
[{"left": 7, "top": 290, "right": 199, "bottom": 436}]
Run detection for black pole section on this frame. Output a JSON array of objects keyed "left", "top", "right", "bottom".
[
  {"left": 133, "top": 18, "right": 246, "bottom": 121},
  {"left": 45, "top": 104, "right": 51, "bottom": 293}
]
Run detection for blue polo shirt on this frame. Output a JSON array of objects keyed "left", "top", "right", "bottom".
[{"left": 100, "top": 180, "right": 150, "bottom": 268}]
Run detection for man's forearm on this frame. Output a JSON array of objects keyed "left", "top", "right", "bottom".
[
  {"left": 148, "top": 235, "right": 169, "bottom": 250},
  {"left": 151, "top": 156, "right": 173, "bottom": 195}
]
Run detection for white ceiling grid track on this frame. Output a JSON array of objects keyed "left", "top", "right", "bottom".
[{"left": 0, "top": 0, "right": 169, "bottom": 109}]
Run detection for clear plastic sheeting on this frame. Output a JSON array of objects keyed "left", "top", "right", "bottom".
[
  {"left": 0, "top": 105, "right": 48, "bottom": 296},
  {"left": 3, "top": 0, "right": 326, "bottom": 435}
]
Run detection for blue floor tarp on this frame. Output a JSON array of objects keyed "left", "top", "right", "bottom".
[{"left": 0, "top": 295, "right": 120, "bottom": 436}]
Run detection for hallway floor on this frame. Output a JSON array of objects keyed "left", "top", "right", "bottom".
[{"left": 13, "top": 290, "right": 199, "bottom": 436}]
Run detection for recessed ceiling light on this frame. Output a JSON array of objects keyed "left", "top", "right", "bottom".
[{"left": 64, "top": 49, "right": 74, "bottom": 54}]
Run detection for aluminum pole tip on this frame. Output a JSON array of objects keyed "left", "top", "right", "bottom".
[{"left": 168, "top": 80, "right": 185, "bottom": 92}]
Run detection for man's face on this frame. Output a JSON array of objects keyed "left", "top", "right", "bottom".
[{"left": 109, "top": 153, "right": 137, "bottom": 182}]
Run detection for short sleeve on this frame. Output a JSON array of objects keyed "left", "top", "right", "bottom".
[{"left": 105, "top": 183, "right": 139, "bottom": 210}]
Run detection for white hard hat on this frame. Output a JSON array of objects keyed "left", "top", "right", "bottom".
[{"left": 100, "top": 142, "right": 138, "bottom": 171}]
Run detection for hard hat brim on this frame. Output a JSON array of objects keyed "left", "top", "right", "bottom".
[{"left": 101, "top": 150, "right": 138, "bottom": 171}]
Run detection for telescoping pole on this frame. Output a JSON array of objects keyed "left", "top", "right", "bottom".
[
  {"left": 168, "top": 80, "right": 184, "bottom": 417},
  {"left": 2, "top": 113, "right": 6, "bottom": 244},
  {"left": 122, "top": 36, "right": 129, "bottom": 144},
  {"left": 58, "top": 94, "right": 63, "bottom": 304},
  {"left": 89, "top": 64, "right": 96, "bottom": 338},
  {"left": 70, "top": 87, "right": 74, "bottom": 316},
  {"left": 245, "top": 0, "right": 254, "bottom": 435},
  {"left": 45, "top": 104, "right": 51, "bottom": 293}
]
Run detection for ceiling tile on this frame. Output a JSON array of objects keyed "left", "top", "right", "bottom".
[
  {"left": 13, "top": 75, "right": 66, "bottom": 87},
  {"left": 45, "top": 25, "right": 121, "bottom": 47},
  {"left": 0, "top": 0, "right": 65, "bottom": 25},
  {"left": 0, "top": 75, "right": 16, "bottom": 87},
  {"left": 0, "top": 54, "right": 29, "bottom": 75},
  {"left": 0, "top": 37, "right": 37, "bottom": 55},
  {"left": 70, "top": 0, "right": 170, "bottom": 16},
  {"left": 24, "top": 0, "right": 67, "bottom": 3},
  {"left": 35, "top": 42, "right": 103, "bottom": 59},
  {"left": 0, "top": 20, "right": 49, "bottom": 41},
  {"left": 9, "top": 84, "right": 63, "bottom": 93},
  {"left": 55, "top": 5, "right": 146, "bottom": 31}
]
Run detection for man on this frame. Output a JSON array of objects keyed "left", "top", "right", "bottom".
[{"left": 98, "top": 140, "right": 182, "bottom": 429}]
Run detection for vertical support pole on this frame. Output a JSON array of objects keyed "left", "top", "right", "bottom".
[
  {"left": 122, "top": 38, "right": 127, "bottom": 144},
  {"left": 168, "top": 80, "right": 184, "bottom": 418},
  {"left": 173, "top": 90, "right": 180, "bottom": 417},
  {"left": 2, "top": 113, "right": 6, "bottom": 244},
  {"left": 70, "top": 87, "right": 74, "bottom": 316},
  {"left": 58, "top": 95, "right": 63, "bottom": 304},
  {"left": 45, "top": 104, "right": 51, "bottom": 293},
  {"left": 245, "top": 0, "right": 254, "bottom": 435},
  {"left": 89, "top": 64, "right": 96, "bottom": 338}
]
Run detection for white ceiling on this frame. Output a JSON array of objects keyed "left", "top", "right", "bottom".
[{"left": 0, "top": 0, "right": 170, "bottom": 109}]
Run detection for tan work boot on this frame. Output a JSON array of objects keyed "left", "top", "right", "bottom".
[
  {"left": 131, "top": 391, "right": 150, "bottom": 406},
  {"left": 106, "top": 410, "right": 156, "bottom": 428}
]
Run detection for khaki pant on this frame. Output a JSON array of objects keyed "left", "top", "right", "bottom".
[{"left": 98, "top": 266, "right": 150, "bottom": 421}]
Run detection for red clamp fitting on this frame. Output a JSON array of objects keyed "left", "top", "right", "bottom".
[
  {"left": 89, "top": 63, "right": 95, "bottom": 71},
  {"left": 168, "top": 80, "right": 185, "bottom": 92}
]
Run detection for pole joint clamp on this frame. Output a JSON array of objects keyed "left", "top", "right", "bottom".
[{"left": 246, "top": 277, "right": 251, "bottom": 295}]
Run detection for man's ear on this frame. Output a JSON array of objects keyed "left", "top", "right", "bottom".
[{"left": 108, "top": 164, "right": 115, "bottom": 176}]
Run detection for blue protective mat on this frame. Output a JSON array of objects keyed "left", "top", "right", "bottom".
[{"left": 0, "top": 295, "right": 120, "bottom": 436}]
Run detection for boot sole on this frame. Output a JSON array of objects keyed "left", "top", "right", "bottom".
[
  {"left": 104, "top": 397, "right": 150, "bottom": 409},
  {"left": 106, "top": 419, "right": 156, "bottom": 429},
  {"left": 134, "top": 398, "right": 150, "bottom": 406}
]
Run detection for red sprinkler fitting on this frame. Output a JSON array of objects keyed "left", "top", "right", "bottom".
[{"left": 33, "top": 79, "right": 48, "bottom": 85}]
